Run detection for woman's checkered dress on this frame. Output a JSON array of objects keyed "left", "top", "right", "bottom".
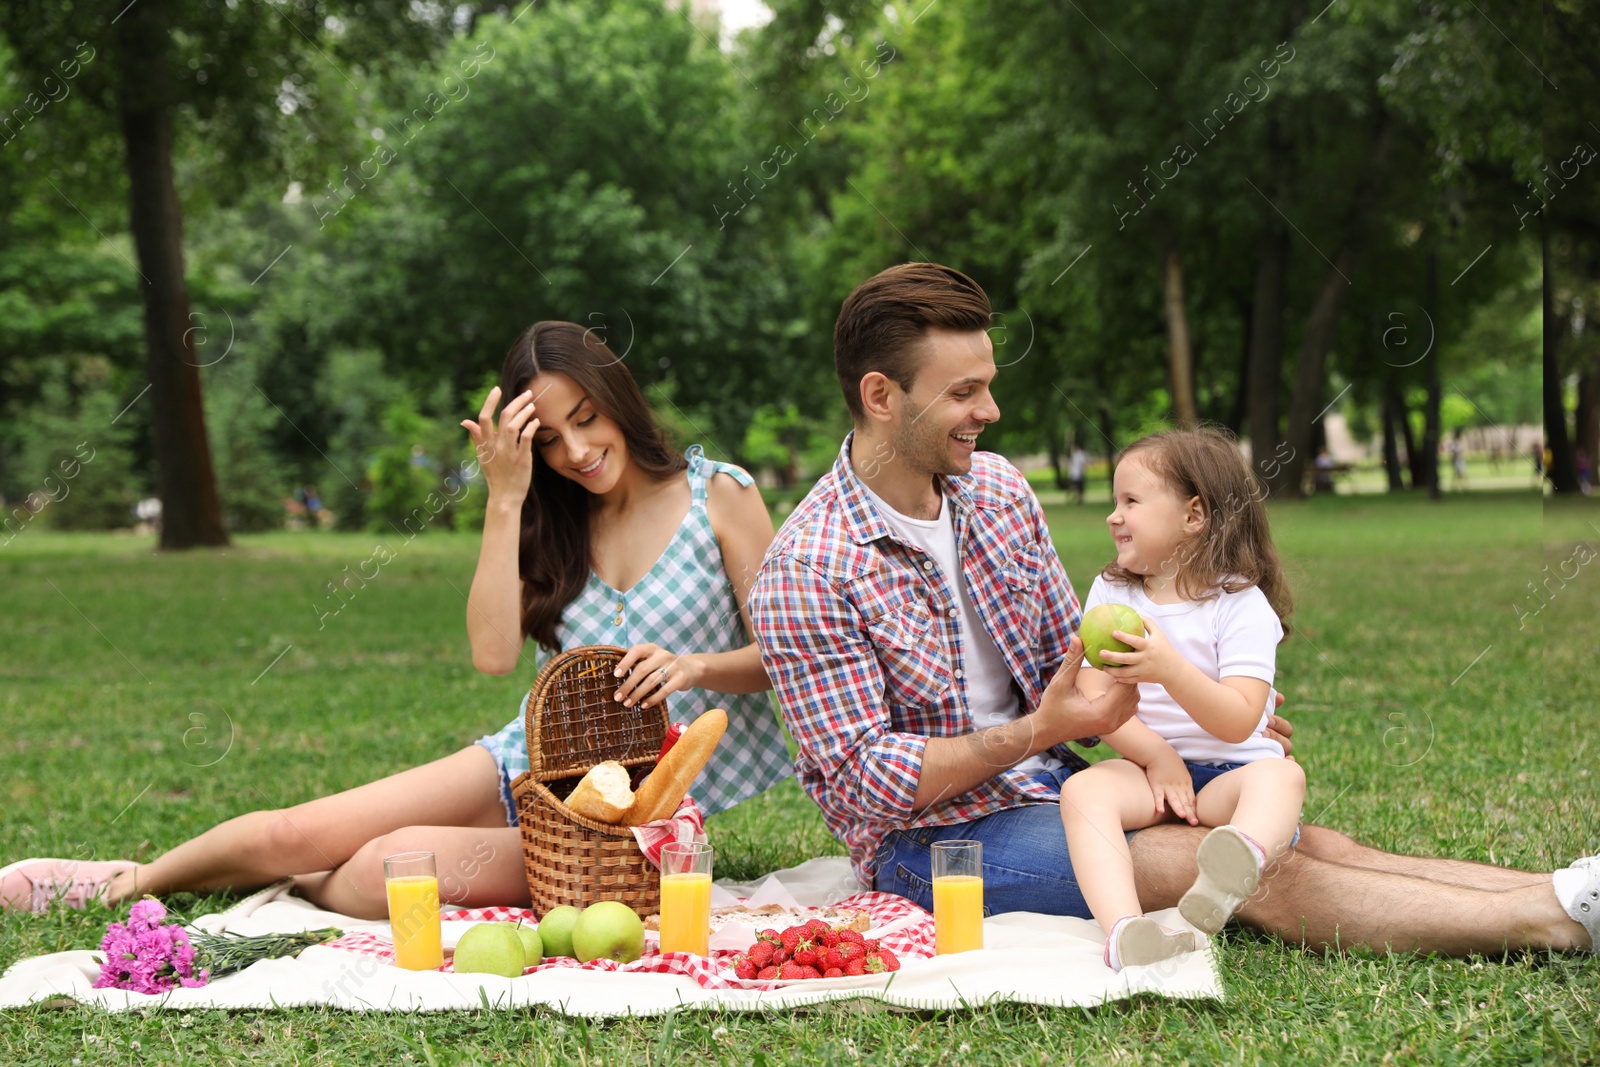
[{"left": 476, "top": 446, "right": 793, "bottom": 820}]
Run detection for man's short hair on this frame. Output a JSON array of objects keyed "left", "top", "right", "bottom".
[{"left": 833, "top": 262, "right": 993, "bottom": 423}]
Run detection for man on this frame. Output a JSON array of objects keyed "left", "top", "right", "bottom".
[
  {"left": 748, "top": 262, "right": 1597, "bottom": 956},
  {"left": 1067, "top": 443, "right": 1087, "bottom": 505}
]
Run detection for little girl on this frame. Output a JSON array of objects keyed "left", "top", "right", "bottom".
[{"left": 1059, "top": 427, "right": 1304, "bottom": 971}]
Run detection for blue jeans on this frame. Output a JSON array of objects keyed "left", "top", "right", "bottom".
[{"left": 873, "top": 767, "right": 1128, "bottom": 919}]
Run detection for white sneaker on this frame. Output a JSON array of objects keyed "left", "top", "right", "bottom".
[
  {"left": 1104, "top": 915, "right": 1196, "bottom": 972},
  {"left": 1179, "top": 826, "right": 1263, "bottom": 935},
  {"left": 1553, "top": 854, "right": 1600, "bottom": 952}
]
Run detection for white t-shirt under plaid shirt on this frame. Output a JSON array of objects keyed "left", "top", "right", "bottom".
[{"left": 476, "top": 446, "right": 793, "bottom": 820}]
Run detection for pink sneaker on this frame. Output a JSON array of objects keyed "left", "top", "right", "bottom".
[{"left": 0, "top": 858, "right": 136, "bottom": 912}]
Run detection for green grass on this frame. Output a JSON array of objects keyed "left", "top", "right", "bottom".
[{"left": 2, "top": 490, "right": 1596, "bottom": 1065}]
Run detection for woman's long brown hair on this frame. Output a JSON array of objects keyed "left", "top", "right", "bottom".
[
  {"left": 1101, "top": 427, "right": 1293, "bottom": 633},
  {"left": 499, "top": 321, "right": 686, "bottom": 652}
]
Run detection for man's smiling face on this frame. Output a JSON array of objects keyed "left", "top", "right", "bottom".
[{"left": 889, "top": 327, "right": 1001, "bottom": 479}]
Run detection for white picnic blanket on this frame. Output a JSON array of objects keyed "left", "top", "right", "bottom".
[{"left": 0, "top": 858, "right": 1222, "bottom": 1015}]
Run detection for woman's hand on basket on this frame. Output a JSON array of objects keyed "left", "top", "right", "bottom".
[
  {"left": 460, "top": 385, "right": 539, "bottom": 505},
  {"left": 614, "top": 643, "right": 704, "bottom": 709}
]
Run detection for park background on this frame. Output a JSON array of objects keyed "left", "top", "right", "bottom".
[{"left": 1, "top": 0, "right": 1596, "bottom": 1063}]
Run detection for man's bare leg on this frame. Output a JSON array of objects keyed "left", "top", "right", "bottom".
[
  {"left": 1130, "top": 824, "right": 1590, "bottom": 955},
  {"left": 1294, "top": 825, "right": 1550, "bottom": 890}
]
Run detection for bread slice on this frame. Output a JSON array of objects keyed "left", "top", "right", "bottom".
[{"left": 564, "top": 760, "right": 634, "bottom": 824}]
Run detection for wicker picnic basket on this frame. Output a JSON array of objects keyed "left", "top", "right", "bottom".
[{"left": 510, "top": 644, "right": 668, "bottom": 916}]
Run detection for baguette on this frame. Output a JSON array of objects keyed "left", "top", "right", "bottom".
[
  {"left": 564, "top": 760, "right": 635, "bottom": 824},
  {"left": 622, "top": 708, "right": 727, "bottom": 825}
]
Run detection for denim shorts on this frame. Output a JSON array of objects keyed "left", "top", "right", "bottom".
[
  {"left": 1185, "top": 759, "right": 1303, "bottom": 847},
  {"left": 873, "top": 766, "right": 1124, "bottom": 919}
]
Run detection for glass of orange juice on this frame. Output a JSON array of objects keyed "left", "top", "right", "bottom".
[
  {"left": 658, "top": 841, "right": 714, "bottom": 956},
  {"left": 931, "top": 840, "right": 984, "bottom": 954},
  {"left": 384, "top": 850, "right": 443, "bottom": 970}
]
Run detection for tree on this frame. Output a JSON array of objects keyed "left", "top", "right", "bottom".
[{"left": 0, "top": 1, "right": 448, "bottom": 547}]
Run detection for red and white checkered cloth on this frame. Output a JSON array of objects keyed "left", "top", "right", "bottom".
[
  {"left": 326, "top": 891, "right": 933, "bottom": 990},
  {"left": 630, "top": 796, "right": 705, "bottom": 868}
]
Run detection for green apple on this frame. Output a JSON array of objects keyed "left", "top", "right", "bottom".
[
  {"left": 453, "top": 922, "right": 528, "bottom": 977},
  {"left": 1080, "top": 602, "right": 1146, "bottom": 671},
  {"left": 515, "top": 922, "right": 543, "bottom": 968},
  {"left": 570, "top": 900, "right": 645, "bottom": 964},
  {"left": 536, "top": 905, "right": 583, "bottom": 959}
]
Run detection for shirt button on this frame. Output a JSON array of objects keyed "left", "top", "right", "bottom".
[
  {"left": 954, "top": 668, "right": 965, "bottom": 679},
  {"left": 948, "top": 608, "right": 959, "bottom": 618},
  {"left": 922, "top": 560, "right": 934, "bottom": 570}
]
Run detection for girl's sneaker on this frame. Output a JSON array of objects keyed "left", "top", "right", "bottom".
[
  {"left": 1179, "top": 826, "right": 1263, "bottom": 934},
  {"left": 0, "top": 858, "right": 135, "bottom": 912},
  {"left": 1104, "top": 915, "right": 1196, "bottom": 972}
]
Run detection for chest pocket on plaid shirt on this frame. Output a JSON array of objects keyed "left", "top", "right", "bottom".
[
  {"left": 1005, "top": 543, "right": 1047, "bottom": 598},
  {"left": 866, "top": 601, "right": 952, "bottom": 708}
]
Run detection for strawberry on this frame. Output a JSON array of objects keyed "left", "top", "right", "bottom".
[
  {"left": 734, "top": 958, "right": 758, "bottom": 980},
  {"left": 757, "top": 928, "right": 783, "bottom": 946},
  {"left": 793, "top": 938, "right": 819, "bottom": 967},
  {"left": 747, "top": 941, "right": 775, "bottom": 967},
  {"left": 821, "top": 947, "right": 845, "bottom": 970},
  {"left": 799, "top": 965, "right": 822, "bottom": 979},
  {"left": 844, "top": 958, "right": 866, "bottom": 976},
  {"left": 778, "top": 961, "right": 807, "bottom": 981},
  {"left": 819, "top": 929, "right": 841, "bottom": 949},
  {"left": 757, "top": 965, "right": 778, "bottom": 981},
  {"left": 823, "top": 967, "right": 844, "bottom": 979},
  {"left": 806, "top": 919, "right": 831, "bottom": 938},
  {"left": 834, "top": 942, "right": 864, "bottom": 967},
  {"left": 838, "top": 929, "right": 865, "bottom": 946},
  {"left": 861, "top": 938, "right": 878, "bottom": 952},
  {"left": 778, "top": 927, "right": 804, "bottom": 955},
  {"left": 865, "top": 948, "right": 900, "bottom": 973}
]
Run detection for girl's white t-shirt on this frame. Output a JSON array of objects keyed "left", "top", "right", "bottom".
[{"left": 1083, "top": 575, "right": 1285, "bottom": 763}]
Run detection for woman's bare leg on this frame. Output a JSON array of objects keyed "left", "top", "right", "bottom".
[
  {"left": 107, "top": 747, "right": 509, "bottom": 905},
  {"left": 295, "top": 825, "right": 529, "bottom": 919}
]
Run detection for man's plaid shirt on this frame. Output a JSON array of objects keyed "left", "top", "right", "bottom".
[{"left": 749, "top": 434, "right": 1091, "bottom": 887}]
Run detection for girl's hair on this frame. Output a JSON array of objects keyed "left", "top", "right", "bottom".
[
  {"left": 1102, "top": 426, "right": 1293, "bottom": 631},
  {"left": 499, "top": 321, "right": 686, "bottom": 652}
]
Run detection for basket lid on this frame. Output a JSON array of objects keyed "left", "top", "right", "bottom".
[{"left": 525, "top": 645, "right": 667, "bottom": 782}]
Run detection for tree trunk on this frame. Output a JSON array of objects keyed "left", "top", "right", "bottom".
[
  {"left": 117, "top": 0, "right": 228, "bottom": 548},
  {"left": 1225, "top": 298, "right": 1251, "bottom": 435},
  {"left": 1276, "top": 119, "right": 1396, "bottom": 497},
  {"left": 1381, "top": 378, "right": 1408, "bottom": 491},
  {"left": 1278, "top": 250, "right": 1356, "bottom": 497},
  {"left": 1246, "top": 223, "right": 1288, "bottom": 489},
  {"left": 1162, "top": 248, "right": 1199, "bottom": 427},
  {"left": 1046, "top": 404, "right": 1067, "bottom": 489},
  {"left": 1421, "top": 247, "right": 1442, "bottom": 499},
  {"left": 1544, "top": 225, "right": 1580, "bottom": 493},
  {"left": 1576, "top": 369, "right": 1600, "bottom": 477}
]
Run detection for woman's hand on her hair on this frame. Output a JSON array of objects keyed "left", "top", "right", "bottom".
[
  {"left": 460, "top": 385, "right": 539, "bottom": 505},
  {"left": 613, "top": 643, "right": 705, "bottom": 709}
]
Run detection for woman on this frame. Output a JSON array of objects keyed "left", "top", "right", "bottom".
[{"left": 0, "top": 321, "right": 791, "bottom": 919}]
